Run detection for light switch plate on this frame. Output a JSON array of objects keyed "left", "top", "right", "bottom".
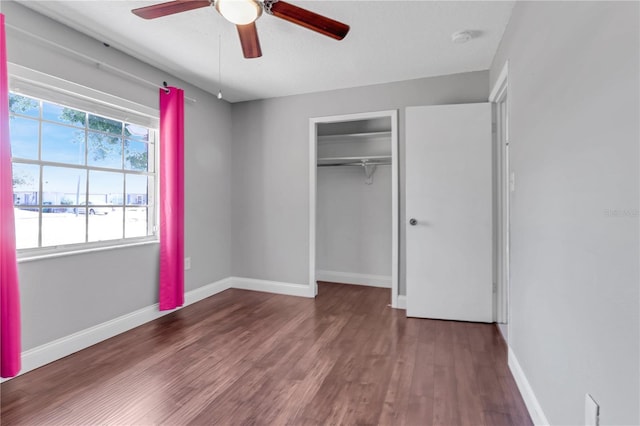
[
  {"left": 585, "top": 393, "right": 600, "bottom": 426},
  {"left": 184, "top": 257, "right": 191, "bottom": 270}
]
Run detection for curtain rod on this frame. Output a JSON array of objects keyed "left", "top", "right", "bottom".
[{"left": 6, "top": 23, "right": 197, "bottom": 103}]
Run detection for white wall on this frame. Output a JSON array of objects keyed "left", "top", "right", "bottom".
[
  {"left": 490, "top": 2, "right": 639, "bottom": 424},
  {"left": 316, "top": 165, "right": 392, "bottom": 279},
  {"left": 231, "top": 71, "right": 489, "bottom": 293},
  {"left": 4, "top": 1, "right": 232, "bottom": 351}
]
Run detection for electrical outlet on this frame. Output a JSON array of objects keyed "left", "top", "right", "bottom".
[
  {"left": 585, "top": 394, "right": 600, "bottom": 426},
  {"left": 184, "top": 257, "right": 191, "bottom": 270}
]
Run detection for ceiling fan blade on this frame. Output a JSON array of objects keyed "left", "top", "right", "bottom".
[
  {"left": 132, "top": 1, "right": 211, "bottom": 19},
  {"left": 268, "top": 1, "right": 349, "bottom": 40},
  {"left": 237, "top": 22, "right": 262, "bottom": 59}
]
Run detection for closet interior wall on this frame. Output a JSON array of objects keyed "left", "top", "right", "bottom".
[{"left": 316, "top": 118, "right": 392, "bottom": 288}]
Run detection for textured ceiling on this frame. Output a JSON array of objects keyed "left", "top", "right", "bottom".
[{"left": 15, "top": 1, "right": 515, "bottom": 103}]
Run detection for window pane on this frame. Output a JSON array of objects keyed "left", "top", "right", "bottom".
[
  {"left": 42, "top": 122, "right": 85, "bottom": 165},
  {"left": 88, "top": 132, "right": 123, "bottom": 169},
  {"left": 124, "top": 140, "right": 149, "bottom": 171},
  {"left": 125, "top": 207, "right": 148, "bottom": 238},
  {"left": 42, "top": 213, "right": 85, "bottom": 247},
  {"left": 89, "top": 170, "right": 123, "bottom": 205},
  {"left": 125, "top": 123, "right": 149, "bottom": 141},
  {"left": 14, "top": 208, "right": 39, "bottom": 249},
  {"left": 126, "top": 174, "right": 149, "bottom": 206},
  {"left": 43, "top": 166, "right": 87, "bottom": 206},
  {"left": 10, "top": 116, "right": 39, "bottom": 160},
  {"left": 12, "top": 163, "right": 39, "bottom": 206},
  {"left": 88, "top": 114, "right": 122, "bottom": 136},
  {"left": 9, "top": 93, "right": 39, "bottom": 117},
  {"left": 43, "top": 103, "right": 86, "bottom": 128},
  {"left": 88, "top": 207, "right": 123, "bottom": 242}
]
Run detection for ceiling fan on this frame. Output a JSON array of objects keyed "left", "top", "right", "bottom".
[{"left": 132, "top": 0, "right": 350, "bottom": 59}]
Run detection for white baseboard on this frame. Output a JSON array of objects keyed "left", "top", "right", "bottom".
[
  {"left": 2, "top": 278, "right": 233, "bottom": 383},
  {"left": 508, "top": 346, "right": 550, "bottom": 426},
  {"left": 396, "top": 295, "right": 407, "bottom": 309},
  {"left": 230, "top": 277, "right": 314, "bottom": 298},
  {"left": 185, "top": 277, "right": 233, "bottom": 305},
  {"left": 316, "top": 270, "right": 392, "bottom": 288},
  {"left": 497, "top": 323, "right": 509, "bottom": 343}
]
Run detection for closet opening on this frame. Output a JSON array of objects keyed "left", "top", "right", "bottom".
[{"left": 309, "top": 110, "right": 399, "bottom": 307}]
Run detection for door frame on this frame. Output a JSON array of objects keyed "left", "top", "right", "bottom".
[
  {"left": 309, "top": 110, "right": 399, "bottom": 307},
  {"left": 489, "top": 61, "right": 510, "bottom": 327}
]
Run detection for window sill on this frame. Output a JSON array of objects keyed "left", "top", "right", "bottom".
[{"left": 17, "top": 239, "right": 159, "bottom": 263}]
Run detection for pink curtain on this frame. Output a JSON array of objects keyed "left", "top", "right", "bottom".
[
  {"left": 0, "top": 13, "right": 22, "bottom": 378},
  {"left": 159, "top": 87, "right": 184, "bottom": 310}
]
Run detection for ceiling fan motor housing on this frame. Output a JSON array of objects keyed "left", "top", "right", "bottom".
[{"left": 262, "top": 0, "right": 279, "bottom": 15}]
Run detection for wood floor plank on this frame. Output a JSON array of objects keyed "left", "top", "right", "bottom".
[
  {"left": 451, "top": 320, "right": 487, "bottom": 426},
  {"left": 377, "top": 317, "right": 419, "bottom": 425},
  {"left": 405, "top": 318, "right": 437, "bottom": 425},
  {"left": 1, "top": 283, "right": 532, "bottom": 426}
]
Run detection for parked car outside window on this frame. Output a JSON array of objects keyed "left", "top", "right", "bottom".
[{"left": 74, "top": 202, "right": 114, "bottom": 215}]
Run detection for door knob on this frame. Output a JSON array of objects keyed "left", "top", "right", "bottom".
[{"left": 409, "top": 218, "right": 417, "bottom": 226}]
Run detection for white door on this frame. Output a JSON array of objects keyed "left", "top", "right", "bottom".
[{"left": 406, "top": 103, "right": 492, "bottom": 322}]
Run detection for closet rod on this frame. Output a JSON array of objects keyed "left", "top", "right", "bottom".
[
  {"left": 6, "top": 23, "right": 197, "bottom": 103},
  {"left": 317, "top": 162, "right": 391, "bottom": 168}
]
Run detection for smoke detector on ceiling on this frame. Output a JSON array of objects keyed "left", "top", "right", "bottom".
[{"left": 451, "top": 31, "right": 473, "bottom": 44}]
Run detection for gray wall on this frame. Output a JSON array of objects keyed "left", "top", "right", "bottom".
[
  {"left": 317, "top": 166, "right": 392, "bottom": 277},
  {"left": 490, "top": 2, "right": 639, "bottom": 424},
  {"left": 5, "top": 2, "right": 232, "bottom": 351},
  {"left": 231, "top": 71, "right": 489, "bottom": 293}
]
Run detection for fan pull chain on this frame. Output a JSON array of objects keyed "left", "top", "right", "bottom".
[{"left": 217, "top": 34, "right": 223, "bottom": 100}]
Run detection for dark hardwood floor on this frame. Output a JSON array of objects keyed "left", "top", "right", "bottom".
[{"left": 1, "top": 282, "right": 532, "bottom": 425}]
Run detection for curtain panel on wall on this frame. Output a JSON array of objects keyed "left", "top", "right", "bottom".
[
  {"left": 0, "top": 13, "right": 22, "bottom": 378},
  {"left": 159, "top": 87, "right": 185, "bottom": 310}
]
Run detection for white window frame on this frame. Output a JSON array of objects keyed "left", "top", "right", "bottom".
[{"left": 9, "top": 64, "right": 160, "bottom": 260}]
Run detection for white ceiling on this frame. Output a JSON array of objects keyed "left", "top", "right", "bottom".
[{"left": 16, "top": 1, "right": 515, "bottom": 103}]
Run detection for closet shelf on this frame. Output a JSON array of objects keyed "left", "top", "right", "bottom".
[
  {"left": 317, "top": 155, "right": 392, "bottom": 167},
  {"left": 317, "top": 131, "right": 392, "bottom": 142}
]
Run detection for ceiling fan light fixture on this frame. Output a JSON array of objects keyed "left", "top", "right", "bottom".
[{"left": 216, "top": 0, "right": 263, "bottom": 25}]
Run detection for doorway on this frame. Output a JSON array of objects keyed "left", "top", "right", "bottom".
[
  {"left": 309, "top": 110, "right": 399, "bottom": 307},
  {"left": 490, "top": 62, "right": 510, "bottom": 339}
]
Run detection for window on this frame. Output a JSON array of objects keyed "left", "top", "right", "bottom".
[{"left": 10, "top": 91, "right": 158, "bottom": 254}]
